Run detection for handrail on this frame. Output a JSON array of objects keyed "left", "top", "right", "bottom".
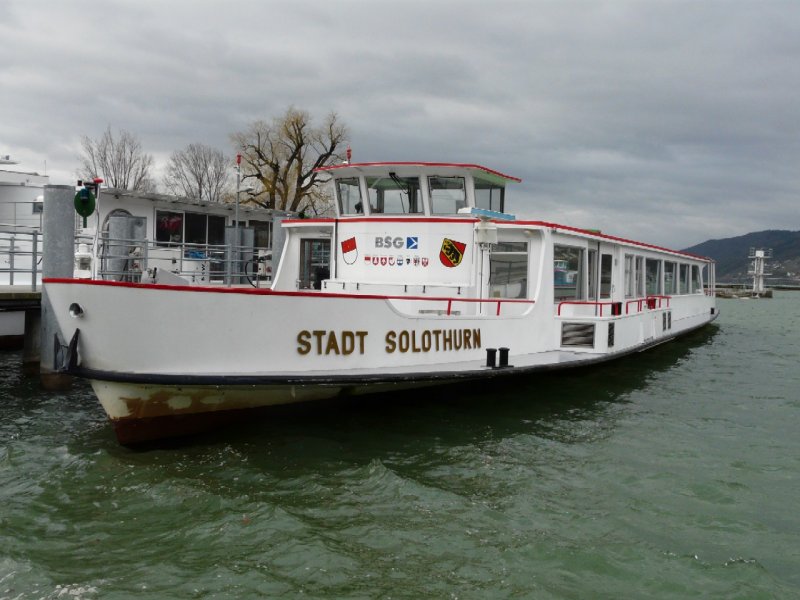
[
  {"left": 398, "top": 295, "right": 534, "bottom": 317},
  {"left": 0, "top": 229, "right": 41, "bottom": 290},
  {"left": 444, "top": 297, "right": 534, "bottom": 316},
  {"left": 626, "top": 295, "right": 671, "bottom": 314},
  {"left": 557, "top": 300, "right": 616, "bottom": 317},
  {"left": 91, "top": 234, "right": 272, "bottom": 286},
  {"left": 557, "top": 295, "right": 672, "bottom": 317}
]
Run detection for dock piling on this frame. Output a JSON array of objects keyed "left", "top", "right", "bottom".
[{"left": 40, "top": 184, "right": 76, "bottom": 390}]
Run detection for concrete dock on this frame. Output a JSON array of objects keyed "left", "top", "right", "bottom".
[{"left": 0, "top": 285, "right": 42, "bottom": 371}]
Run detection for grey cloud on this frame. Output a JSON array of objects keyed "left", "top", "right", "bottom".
[{"left": 1, "top": 0, "right": 798, "bottom": 249}]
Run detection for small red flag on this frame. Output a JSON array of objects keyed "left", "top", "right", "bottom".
[{"left": 341, "top": 237, "right": 357, "bottom": 253}]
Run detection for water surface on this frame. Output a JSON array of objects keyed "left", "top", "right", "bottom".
[{"left": 1, "top": 294, "right": 799, "bottom": 598}]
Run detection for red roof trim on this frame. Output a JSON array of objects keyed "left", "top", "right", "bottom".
[
  {"left": 315, "top": 162, "right": 522, "bottom": 183},
  {"left": 283, "top": 217, "right": 478, "bottom": 225},
  {"left": 513, "top": 220, "right": 713, "bottom": 261}
]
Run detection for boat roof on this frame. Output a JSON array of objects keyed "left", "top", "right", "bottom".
[
  {"left": 315, "top": 162, "right": 522, "bottom": 185},
  {"left": 103, "top": 188, "right": 291, "bottom": 218}
]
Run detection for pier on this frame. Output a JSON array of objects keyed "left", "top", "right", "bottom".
[
  {"left": 0, "top": 184, "right": 75, "bottom": 387},
  {"left": 0, "top": 284, "right": 41, "bottom": 371}
]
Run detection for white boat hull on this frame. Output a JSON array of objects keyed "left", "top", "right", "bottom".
[{"left": 45, "top": 278, "right": 716, "bottom": 444}]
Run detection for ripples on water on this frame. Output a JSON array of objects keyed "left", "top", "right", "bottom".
[{"left": 1, "top": 294, "right": 799, "bottom": 598}]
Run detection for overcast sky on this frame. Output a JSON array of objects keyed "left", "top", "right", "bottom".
[{"left": 2, "top": 0, "right": 799, "bottom": 248}]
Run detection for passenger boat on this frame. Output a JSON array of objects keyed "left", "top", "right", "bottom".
[{"left": 43, "top": 162, "right": 718, "bottom": 444}]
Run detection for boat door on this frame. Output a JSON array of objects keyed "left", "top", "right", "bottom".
[
  {"left": 588, "top": 242, "right": 615, "bottom": 314},
  {"left": 298, "top": 238, "right": 331, "bottom": 289}
]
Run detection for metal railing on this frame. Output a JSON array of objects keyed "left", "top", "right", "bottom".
[
  {"left": 82, "top": 234, "right": 272, "bottom": 287},
  {"left": 0, "top": 225, "right": 41, "bottom": 290},
  {"left": 557, "top": 295, "right": 672, "bottom": 317}
]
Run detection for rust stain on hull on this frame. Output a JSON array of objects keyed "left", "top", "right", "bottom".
[{"left": 99, "top": 380, "right": 424, "bottom": 445}]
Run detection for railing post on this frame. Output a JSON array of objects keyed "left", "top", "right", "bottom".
[
  {"left": 9, "top": 234, "right": 15, "bottom": 286},
  {"left": 31, "top": 232, "right": 39, "bottom": 291}
]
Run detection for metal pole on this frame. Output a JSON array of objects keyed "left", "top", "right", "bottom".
[
  {"left": 31, "top": 232, "right": 38, "bottom": 291},
  {"left": 235, "top": 156, "right": 241, "bottom": 233},
  {"left": 9, "top": 234, "right": 14, "bottom": 286},
  {"left": 40, "top": 184, "right": 75, "bottom": 389}
]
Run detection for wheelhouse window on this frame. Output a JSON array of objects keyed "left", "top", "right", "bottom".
[
  {"left": 489, "top": 242, "right": 528, "bottom": 299},
  {"left": 554, "top": 245, "right": 584, "bottom": 301},
  {"left": 679, "top": 264, "right": 690, "bottom": 294},
  {"left": 664, "top": 262, "right": 677, "bottom": 294},
  {"left": 645, "top": 259, "right": 661, "bottom": 295},
  {"left": 428, "top": 176, "right": 466, "bottom": 215},
  {"left": 367, "top": 175, "right": 422, "bottom": 214},
  {"left": 156, "top": 210, "right": 183, "bottom": 245},
  {"left": 474, "top": 178, "right": 505, "bottom": 212},
  {"left": 337, "top": 178, "right": 363, "bottom": 215}
]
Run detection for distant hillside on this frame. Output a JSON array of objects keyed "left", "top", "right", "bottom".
[{"left": 683, "top": 230, "right": 800, "bottom": 282}]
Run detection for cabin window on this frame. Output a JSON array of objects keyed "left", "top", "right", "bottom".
[
  {"left": 679, "top": 264, "right": 690, "bottom": 294},
  {"left": 208, "top": 216, "right": 226, "bottom": 245},
  {"left": 645, "top": 259, "right": 661, "bottom": 295},
  {"left": 249, "top": 220, "right": 272, "bottom": 249},
  {"left": 664, "top": 261, "right": 677, "bottom": 294},
  {"left": 554, "top": 245, "right": 584, "bottom": 301},
  {"left": 428, "top": 176, "right": 466, "bottom": 214},
  {"left": 635, "top": 256, "right": 645, "bottom": 297},
  {"left": 367, "top": 175, "right": 422, "bottom": 214},
  {"left": 691, "top": 265, "right": 702, "bottom": 293},
  {"left": 474, "top": 178, "right": 505, "bottom": 212},
  {"left": 156, "top": 210, "right": 183, "bottom": 245},
  {"left": 600, "top": 254, "right": 613, "bottom": 299},
  {"left": 186, "top": 212, "right": 211, "bottom": 246},
  {"left": 624, "top": 254, "right": 634, "bottom": 298},
  {"left": 337, "top": 178, "right": 363, "bottom": 215},
  {"left": 489, "top": 242, "right": 528, "bottom": 299},
  {"left": 181, "top": 212, "right": 226, "bottom": 249},
  {"left": 588, "top": 249, "right": 598, "bottom": 300}
]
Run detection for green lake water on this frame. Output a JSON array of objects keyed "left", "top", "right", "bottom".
[{"left": 1, "top": 293, "right": 799, "bottom": 598}]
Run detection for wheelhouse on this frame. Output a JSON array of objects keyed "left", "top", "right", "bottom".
[{"left": 319, "top": 162, "right": 520, "bottom": 217}]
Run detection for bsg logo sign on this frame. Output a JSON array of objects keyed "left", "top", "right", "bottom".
[{"left": 375, "top": 236, "right": 418, "bottom": 250}]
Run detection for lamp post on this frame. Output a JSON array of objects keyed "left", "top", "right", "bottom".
[{"left": 235, "top": 153, "right": 242, "bottom": 239}]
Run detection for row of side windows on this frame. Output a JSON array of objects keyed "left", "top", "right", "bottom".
[
  {"left": 553, "top": 246, "right": 706, "bottom": 302},
  {"left": 625, "top": 254, "right": 703, "bottom": 297}
]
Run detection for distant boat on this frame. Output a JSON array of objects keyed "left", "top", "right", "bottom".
[{"left": 44, "top": 161, "right": 718, "bottom": 444}]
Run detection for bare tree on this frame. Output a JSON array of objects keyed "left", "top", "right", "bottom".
[
  {"left": 78, "top": 126, "right": 156, "bottom": 191},
  {"left": 231, "top": 107, "right": 349, "bottom": 213},
  {"left": 163, "top": 143, "right": 231, "bottom": 203}
]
